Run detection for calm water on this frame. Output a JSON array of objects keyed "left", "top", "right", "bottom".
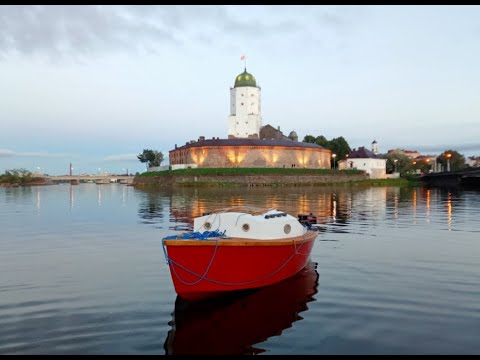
[{"left": 1, "top": 183, "right": 479, "bottom": 355}]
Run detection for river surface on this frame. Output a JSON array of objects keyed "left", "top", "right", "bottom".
[{"left": 1, "top": 183, "right": 479, "bottom": 355}]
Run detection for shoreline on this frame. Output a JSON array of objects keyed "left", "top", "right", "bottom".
[{"left": 133, "top": 172, "right": 417, "bottom": 188}]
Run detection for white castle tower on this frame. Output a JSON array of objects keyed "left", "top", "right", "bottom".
[
  {"left": 372, "top": 139, "right": 379, "bottom": 155},
  {"left": 228, "top": 67, "right": 262, "bottom": 138}
]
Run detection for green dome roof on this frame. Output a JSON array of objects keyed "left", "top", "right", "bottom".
[{"left": 234, "top": 69, "right": 257, "bottom": 88}]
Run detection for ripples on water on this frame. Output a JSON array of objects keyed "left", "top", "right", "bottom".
[{"left": 0, "top": 184, "right": 479, "bottom": 354}]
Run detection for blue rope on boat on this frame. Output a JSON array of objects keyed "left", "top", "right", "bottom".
[
  {"left": 162, "top": 229, "right": 226, "bottom": 241},
  {"left": 162, "top": 231, "right": 224, "bottom": 286}
]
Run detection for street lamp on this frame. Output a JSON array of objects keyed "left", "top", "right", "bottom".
[
  {"left": 445, "top": 153, "right": 452, "bottom": 172},
  {"left": 394, "top": 159, "right": 398, "bottom": 173},
  {"left": 332, "top": 153, "right": 337, "bottom": 170}
]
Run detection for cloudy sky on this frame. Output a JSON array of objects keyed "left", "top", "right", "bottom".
[{"left": 1, "top": 5, "right": 479, "bottom": 175}]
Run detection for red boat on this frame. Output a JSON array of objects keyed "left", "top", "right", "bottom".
[{"left": 162, "top": 207, "right": 319, "bottom": 301}]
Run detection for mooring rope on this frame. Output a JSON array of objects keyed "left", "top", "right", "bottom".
[{"left": 161, "top": 230, "right": 314, "bottom": 287}]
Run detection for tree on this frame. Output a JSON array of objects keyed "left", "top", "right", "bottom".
[
  {"left": 437, "top": 150, "right": 466, "bottom": 172},
  {"left": 327, "top": 137, "right": 351, "bottom": 163},
  {"left": 0, "top": 168, "right": 33, "bottom": 184},
  {"left": 382, "top": 153, "right": 412, "bottom": 174},
  {"left": 303, "top": 134, "right": 329, "bottom": 147},
  {"left": 303, "top": 135, "right": 316, "bottom": 143},
  {"left": 302, "top": 134, "right": 352, "bottom": 168},
  {"left": 315, "top": 135, "right": 329, "bottom": 148},
  {"left": 137, "top": 149, "right": 164, "bottom": 169},
  {"left": 151, "top": 151, "right": 164, "bottom": 167},
  {"left": 138, "top": 149, "right": 155, "bottom": 170}
]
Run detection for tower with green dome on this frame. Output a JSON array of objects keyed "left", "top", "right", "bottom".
[
  {"left": 234, "top": 69, "right": 257, "bottom": 88},
  {"left": 228, "top": 67, "right": 263, "bottom": 139}
]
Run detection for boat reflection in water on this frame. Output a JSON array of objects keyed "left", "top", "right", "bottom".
[{"left": 164, "top": 261, "right": 319, "bottom": 355}]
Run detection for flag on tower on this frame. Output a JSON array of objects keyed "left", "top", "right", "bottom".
[{"left": 240, "top": 55, "right": 246, "bottom": 60}]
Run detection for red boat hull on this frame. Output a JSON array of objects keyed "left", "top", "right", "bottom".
[{"left": 163, "top": 231, "right": 318, "bottom": 301}]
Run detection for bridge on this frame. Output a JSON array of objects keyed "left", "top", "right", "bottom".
[
  {"left": 420, "top": 168, "right": 480, "bottom": 188},
  {"left": 44, "top": 175, "right": 135, "bottom": 185}
]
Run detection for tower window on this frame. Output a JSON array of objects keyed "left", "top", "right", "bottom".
[{"left": 241, "top": 102, "right": 244, "bottom": 106}]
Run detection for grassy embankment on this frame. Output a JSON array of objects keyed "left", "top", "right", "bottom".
[{"left": 137, "top": 168, "right": 419, "bottom": 187}]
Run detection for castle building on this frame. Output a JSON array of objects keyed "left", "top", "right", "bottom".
[{"left": 169, "top": 67, "right": 331, "bottom": 169}]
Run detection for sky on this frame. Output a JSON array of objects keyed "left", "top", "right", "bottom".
[{"left": 1, "top": 5, "right": 480, "bottom": 175}]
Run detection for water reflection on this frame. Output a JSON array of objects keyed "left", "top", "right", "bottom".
[
  {"left": 70, "top": 185, "right": 74, "bottom": 211},
  {"left": 36, "top": 187, "right": 41, "bottom": 211},
  {"left": 134, "top": 186, "right": 473, "bottom": 234},
  {"left": 164, "top": 261, "right": 319, "bottom": 355},
  {"left": 137, "top": 189, "right": 168, "bottom": 227}
]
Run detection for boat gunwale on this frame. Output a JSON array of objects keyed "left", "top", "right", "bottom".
[
  {"left": 163, "top": 231, "right": 318, "bottom": 247},
  {"left": 205, "top": 206, "right": 276, "bottom": 216}
]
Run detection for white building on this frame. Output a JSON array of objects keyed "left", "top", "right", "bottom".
[
  {"left": 339, "top": 146, "right": 387, "bottom": 179},
  {"left": 228, "top": 68, "right": 263, "bottom": 138},
  {"left": 466, "top": 156, "right": 480, "bottom": 168}
]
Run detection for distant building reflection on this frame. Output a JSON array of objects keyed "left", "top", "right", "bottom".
[{"left": 136, "top": 185, "right": 466, "bottom": 232}]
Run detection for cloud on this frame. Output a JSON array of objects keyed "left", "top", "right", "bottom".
[
  {"left": 0, "top": 5, "right": 355, "bottom": 60},
  {"left": 103, "top": 152, "right": 170, "bottom": 162},
  {"left": 0, "top": 149, "right": 15, "bottom": 157},
  {"left": 103, "top": 153, "right": 139, "bottom": 162},
  {"left": 0, "top": 149, "right": 69, "bottom": 158},
  {"left": 0, "top": 5, "right": 178, "bottom": 59},
  {"left": 403, "top": 143, "right": 480, "bottom": 154}
]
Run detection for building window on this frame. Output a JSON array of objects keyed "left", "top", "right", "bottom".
[
  {"left": 251, "top": 102, "right": 254, "bottom": 106},
  {"left": 241, "top": 102, "right": 244, "bottom": 106}
]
